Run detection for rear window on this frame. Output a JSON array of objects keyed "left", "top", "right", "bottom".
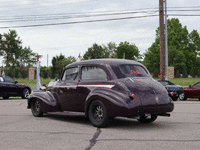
[{"left": 112, "top": 64, "right": 149, "bottom": 79}]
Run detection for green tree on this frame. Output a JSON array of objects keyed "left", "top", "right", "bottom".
[
  {"left": 116, "top": 41, "right": 140, "bottom": 60},
  {"left": 0, "top": 30, "right": 37, "bottom": 77},
  {"left": 102, "top": 42, "right": 117, "bottom": 58},
  {"left": 51, "top": 54, "right": 76, "bottom": 78},
  {"left": 143, "top": 18, "right": 200, "bottom": 76},
  {"left": 144, "top": 38, "right": 160, "bottom": 72},
  {"left": 0, "top": 30, "right": 22, "bottom": 74},
  {"left": 83, "top": 43, "right": 106, "bottom": 60}
]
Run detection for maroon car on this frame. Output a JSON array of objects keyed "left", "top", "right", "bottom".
[
  {"left": 183, "top": 82, "right": 200, "bottom": 100},
  {"left": 27, "top": 59, "right": 174, "bottom": 127}
]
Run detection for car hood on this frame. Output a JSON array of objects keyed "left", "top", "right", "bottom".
[
  {"left": 118, "top": 77, "right": 170, "bottom": 106},
  {"left": 16, "top": 83, "right": 31, "bottom": 89}
]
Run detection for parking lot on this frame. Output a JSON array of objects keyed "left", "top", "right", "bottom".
[{"left": 0, "top": 99, "right": 199, "bottom": 150}]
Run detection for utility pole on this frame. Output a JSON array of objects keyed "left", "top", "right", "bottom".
[
  {"left": 159, "top": 0, "right": 165, "bottom": 80},
  {"left": 164, "top": 0, "right": 168, "bottom": 80}
]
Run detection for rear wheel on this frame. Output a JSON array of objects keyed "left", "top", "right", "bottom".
[
  {"left": 31, "top": 99, "right": 43, "bottom": 117},
  {"left": 137, "top": 114, "right": 157, "bottom": 123},
  {"left": 88, "top": 100, "right": 109, "bottom": 127}
]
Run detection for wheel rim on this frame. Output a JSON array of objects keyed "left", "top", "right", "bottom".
[
  {"left": 179, "top": 93, "right": 184, "bottom": 100},
  {"left": 94, "top": 105, "right": 104, "bottom": 122},
  {"left": 33, "top": 101, "right": 40, "bottom": 114},
  {"left": 24, "top": 89, "right": 30, "bottom": 98}
]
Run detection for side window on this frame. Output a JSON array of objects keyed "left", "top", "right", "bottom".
[
  {"left": 81, "top": 66, "right": 107, "bottom": 80},
  {"left": 4, "top": 76, "right": 15, "bottom": 83},
  {"left": 62, "top": 67, "right": 79, "bottom": 81}
]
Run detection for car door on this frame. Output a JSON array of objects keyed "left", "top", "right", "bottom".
[
  {"left": 58, "top": 67, "right": 80, "bottom": 111},
  {"left": 3, "top": 76, "right": 18, "bottom": 96},
  {"left": 76, "top": 65, "right": 109, "bottom": 112}
]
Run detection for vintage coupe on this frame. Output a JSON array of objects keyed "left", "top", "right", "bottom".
[
  {"left": 183, "top": 82, "right": 200, "bottom": 100},
  {"left": 0, "top": 75, "right": 31, "bottom": 99},
  {"left": 27, "top": 59, "right": 174, "bottom": 127}
]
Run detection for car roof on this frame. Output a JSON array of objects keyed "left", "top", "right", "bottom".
[{"left": 65, "top": 59, "right": 142, "bottom": 68}]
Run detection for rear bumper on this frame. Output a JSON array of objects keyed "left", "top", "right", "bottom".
[
  {"left": 141, "top": 103, "right": 174, "bottom": 115},
  {"left": 128, "top": 101, "right": 174, "bottom": 117}
]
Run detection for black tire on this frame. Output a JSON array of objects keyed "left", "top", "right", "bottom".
[
  {"left": 172, "top": 97, "right": 178, "bottom": 101},
  {"left": 22, "top": 88, "right": 31, "bottom": 99},
  {"left": 31, "top": 99, "right": 43, "bottom": 117},
  {"left": 198, "top": 98, "right": 200, "bottom": 101},
  {"left": 88, "top": 100, "right": 109, "bottom": 128},
  {"left": 137, "top": 114, "right": 157, "bottom": 123},
  {"left": 179, "top": 93, "right": 185, "bottom": 101},
  {"left": 3, "top": 96, "right": 9, "bottom": 99}
]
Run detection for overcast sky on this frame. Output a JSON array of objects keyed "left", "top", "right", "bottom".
[{"left": 0, "top": 0, "right": 199, "bottom": 66}]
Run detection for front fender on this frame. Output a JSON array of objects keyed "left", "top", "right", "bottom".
[
  {"left": 27, "top": 90, "right": 60, "bottom": 112},
  {"left": 85, "top": 88, "right": 132, "bottom": 117}
]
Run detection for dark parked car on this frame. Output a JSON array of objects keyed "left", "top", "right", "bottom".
[
  {"left": 0, "top": 75, "right": 31, "bottom": 99},
  {"left": 157, "top": 80, "right": 185, "bottom": 101},
  {"left": 27, "top": 59, "right": 174, "bottom": 127},
  {"left": 183, "top": 82, "right": 200, "bottom": 100}
]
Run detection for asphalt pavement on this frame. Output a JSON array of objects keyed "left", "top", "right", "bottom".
[{"left": 0, "top": 99, "right": 199, "bottom": 150}]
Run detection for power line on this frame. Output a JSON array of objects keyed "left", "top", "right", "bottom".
[
  {"left": 168, "top": 14, "right": 200, "bottom": 16},
  {"left": 0, "top": 15, "right": 158, "bottom": 29},
  {"left": 0, "top": 0, "right": 98, "bottom": 9},
  {"left": 1, "top": 8, "right": 200, "bottom": 23},
  {"left": 0, "top": 10, "right": 159, "bottom": 23}
]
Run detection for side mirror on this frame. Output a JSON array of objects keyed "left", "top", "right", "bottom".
[
  {"left": 15, "top": 81, "right": 18, "bottom": 84},
  {"left": 55, "top": 77, "right": 57, "bottom": 81},
  {"left": 189, "top": 85, "right": 191, "bottom": 88}
]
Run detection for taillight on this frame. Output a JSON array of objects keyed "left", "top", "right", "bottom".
[
  {"left": 130, "top": 94, "right": 135, "bottom": 100},
  {"left": 170, "top": 92, "right": 174, "bottom": 96}
]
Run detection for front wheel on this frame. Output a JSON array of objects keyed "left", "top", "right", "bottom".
[
  {"left": 88, "top": 100, "right": 109, "bottom": 128},
  {"left": 137, "top": 114, "right": 157, "bottom": 123},
  {"left": 31, "top": 99, "right": 43, "bottom": 117},
  {"left": 22, "top": 88, "right": 31, "bottom": 99}
]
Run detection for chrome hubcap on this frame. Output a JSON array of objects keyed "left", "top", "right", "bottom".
[
  {"left": 34, "top": 101, "right": 40, "bottom": 113},
  {"left": 24, "top": 89, "right": 30, "bottom": 98},
  {"left": 94, "top": 106, "right": 103, "bottom": 121},
  {"left": 179, "top": 93, "right": 184, "bottom": 100}
]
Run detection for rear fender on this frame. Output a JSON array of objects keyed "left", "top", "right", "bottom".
[{"left": 85, "top": 88, "right": 131, "bottom": 117}]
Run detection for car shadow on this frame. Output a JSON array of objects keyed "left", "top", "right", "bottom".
[
  {"left": 44, "top": 112, "right": 91, "bottom": 126},
  {"left": 43, "top": 112, "right": 169, "bottom": 130}
]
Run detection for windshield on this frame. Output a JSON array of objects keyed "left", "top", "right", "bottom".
[{"left": 111, "top": 64, "right": 150, "bottom": 79}]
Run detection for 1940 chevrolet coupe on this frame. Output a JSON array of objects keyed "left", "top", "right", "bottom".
[{"left": 27, "top": 59, "right": 174, "bottom": 127}]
